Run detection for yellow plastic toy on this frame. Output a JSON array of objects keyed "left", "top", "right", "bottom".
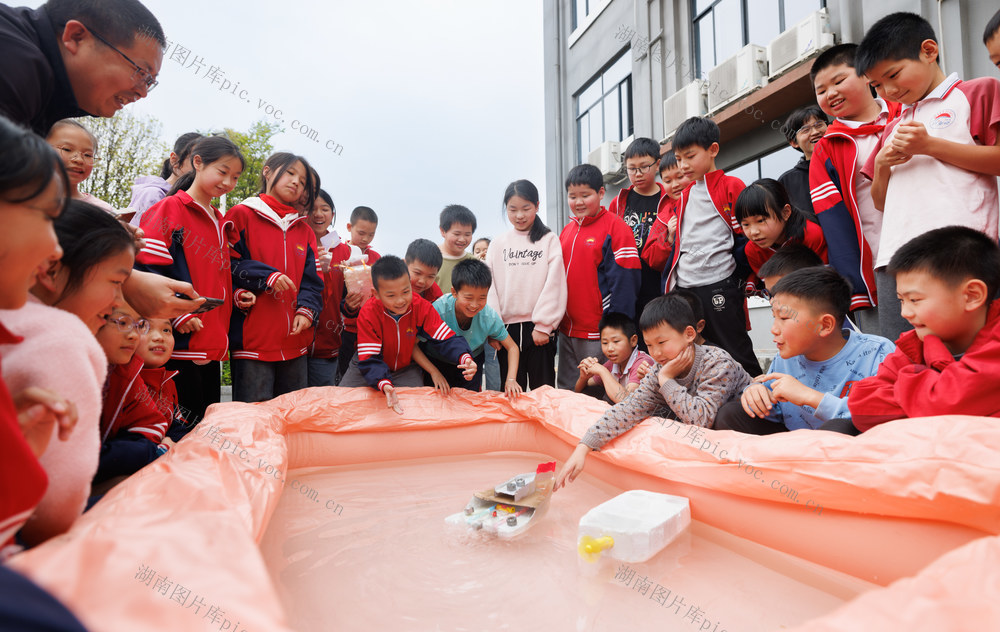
[{"left": 577, "top": 535, "right": 615, "bottom": 562}]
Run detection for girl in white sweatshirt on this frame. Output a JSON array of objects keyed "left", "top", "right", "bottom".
[{"left": 486, "top": 180, "right": 567, "bottom": 389}]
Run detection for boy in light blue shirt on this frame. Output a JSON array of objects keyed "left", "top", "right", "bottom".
[
  {"left": 424, "top": 259, "right": 522, "bottom": 400},
  {"left": 714, "top": 267, "right": 895, "bottom": 434}
]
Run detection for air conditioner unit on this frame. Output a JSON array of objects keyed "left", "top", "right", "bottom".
[
  {"left": 767, "top": 8, "right": 835, "bottom": 79},
  {"left": 587, "top": 140, "right": 622, "bottom": 180},
  {"left": 662, "top": 80, "right": 708, "bottom": 142},
  {"left": 707, "top": 44, "right": 768, "bottom": 113}
]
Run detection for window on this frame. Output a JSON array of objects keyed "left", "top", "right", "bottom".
[
  {"left": 576, "top": 53, "right": 633, "bottom": 163},
  {"left": 727, "top": 144, "right": 800, "bottom": 184},
  {"left": 573, "top": 0, "right": 591, "bottom": 30},
  {"left": 693, "top": 0, "right": 825, "bottom": 78}
]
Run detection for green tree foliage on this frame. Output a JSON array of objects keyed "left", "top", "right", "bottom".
[
  {"left": 78, "top": 111, "right": 167, "bottom": 210},
  {"left": 217, "top": 120, "right": 283, "bottom": 209}
]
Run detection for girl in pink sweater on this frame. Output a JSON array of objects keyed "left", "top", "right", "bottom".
[
  {"left": 485, "top": 180, "right": 568, "bottom": 389},
  {"left": 0, "top": 200, "right": 135, "bottom": 546},
  {"left": 0, "top": 117, "right": 78, "bottom": 554}
]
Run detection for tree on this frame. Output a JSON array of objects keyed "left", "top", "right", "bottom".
[
  {"left": 217, "top": 120, "right": 283, "bottom": 209},
  {"left": 79, "top": 111, "right": 167, "bottom": 209}
]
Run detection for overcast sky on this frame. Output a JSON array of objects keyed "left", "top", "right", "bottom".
[{"left": 25, "top": 0, "right": 547, "bottom": 258}]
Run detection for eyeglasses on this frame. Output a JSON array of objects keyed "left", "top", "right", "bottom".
[
  {"left": 625, "top": 163, "right": 659, "bottom": 175},
  {"left": 53, "top": 146, "right": 96, "bottom": 164},
  {"left": 86, "top": 26, "right": 159, "bottom": 91},
  {"left": 105, "top": 314, "right": 150, "bottom": 335},
  {"left": 797, "top": 121, "right": 827, "bottom": 136}
]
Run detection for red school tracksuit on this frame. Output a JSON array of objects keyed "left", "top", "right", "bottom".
[
  {"left": 137, "top": 190, "right": 235, "bottom": 362},
  {"left": 808, "top": 102, "right": 902, "bottom": 311},
  {"left": 95, "top": 356, "right": 172, "bottom": 485},
  {"left": 355, "top": 294, "right": 472, "bottom": 392},
  {"left": 559, "top": 207, "right": 641, "bottom": 339},
  {"left": 227, "top": 194, "right": 324, "bottom": 362},
  {"left": 641, "top": 193, "right": 685, "bottom": 273},
  {"left": 848, "top": 300, "right": 1000, "bottom": 431}
]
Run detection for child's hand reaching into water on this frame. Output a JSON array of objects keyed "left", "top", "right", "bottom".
[
  {"left": 554, "top": 444, "right": 590, "bottom": 491},
  {"left": 383, "top": 385, "right": 403, "bottom": 415}
]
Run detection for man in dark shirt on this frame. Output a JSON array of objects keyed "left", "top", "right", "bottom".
[
  {"left": 777, "top": 105, "right": 829, "bottom": 224},
  {"left": 0, "top": 0, "right": 164, "bottom": 135}
]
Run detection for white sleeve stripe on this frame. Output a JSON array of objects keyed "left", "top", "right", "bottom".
[
  {"left": 432, "top": 323, "right": 451, "bottom": 340},
  {"left": 812, "top": 189, "right": 839, "bottom": 203},
  {"left": 810, "top": 183, "right": 837, "bottom": 198},
  {"left": 140, "top": 244, "right": 172, "bottom": 258}
]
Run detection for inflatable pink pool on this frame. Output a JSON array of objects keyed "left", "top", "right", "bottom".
[{"left": 9, "top": 386, "right": 1000, "bottom": 630}]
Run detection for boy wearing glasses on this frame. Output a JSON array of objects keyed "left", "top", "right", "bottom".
[
  {"left": 94, "top": 302, "right": 173, "bottom": 491},
  {"left": 778, "top": 105, "right": 829, "bottom": 223},
  {"left": 609, "top": 137, "right": 671, "bottom": 340}
]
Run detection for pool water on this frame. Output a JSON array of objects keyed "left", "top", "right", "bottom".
[{"left": 258, "top": 453, "right": 873, "bottom": 631}]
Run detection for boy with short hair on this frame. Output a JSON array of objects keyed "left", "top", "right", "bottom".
[
  {"left": 336, "top": 206, "right": 381, "bottom": 382},
  {"left": 778, "top": 105, "right": 829, "bottom": 222},
  {"left": 610, "top": 137, "right": 670, "bottom": 331},
  {"left": 715, "top": 267, "right": 895, "bottom": 435},
  {"left": 667, "top": 289, "right": 709, "bottom": 346},
  {"left": 858, "top": 12, "right": 1000, "bottom": 342},
  {"left": 425, "top": 259, "right": 521, "bottom": 399},
  {"left": 558, "top": 164, "right": 641, "bottom": 389},
  {"left": 555, "top": 295, "right": 751, "bottom": 489},
  {"left": 405, "top": 238, "right": 444, "bottom": 302},
  {"left": 641, "top": 153, "right": 689, "bottom": 274},
  {"left": 338, "top": 256, "right": 476, "bottom": 414},
  {"left": 756, "top": 243, "right": 825, "bottom": 291},
  {"left": 986, "top": 9, "right": 1000, "bottom": 71},
  {"left": 437, "top": 205, "right": 478, "bottom": 293},
  {"left": 575, "top": 311, "right": 653, "bottom": 404},
  {"left": 809, "top": 43, "right": 902, "bottom": 336},
  {"left": 661, "top": 116, "right": 761, "bottom": 377},
  {"left": 849, "top": 227, "right": 1000, "bottom": 431}
]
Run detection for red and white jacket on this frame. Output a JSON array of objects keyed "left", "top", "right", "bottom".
[
  {"left": 641, "top": 194, "right": 684, "bottom": 272},
  {"left": 849, "top": 300, "right": 1000, "bottom": 432},
  {"left": 744, "top": 219, "right": 829, "bottom": 277},
  {"left": 100, "top": 356, "right": 171, "bottom": 445},
  {"left": 650, "top": 170, "right": 750, "bottom": 291},
  {"left": 809, "top": 101, "right": 902, "bottom": 310},
  {"left": 136, "top": 190, "right": 236, "bottom": 362},
  {"left": 356, "top": 294, "right": 472, "bottom": 391},
  {"left": 228, "top": 195, "right": 324, "bottom": 362},
  {"left": 559, "top": 208, "right": 641, "bottom": 339}
]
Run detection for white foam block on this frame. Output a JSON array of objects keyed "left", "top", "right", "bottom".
[{"left": 578, "top": 490, "right": 691, "bottom": 563}]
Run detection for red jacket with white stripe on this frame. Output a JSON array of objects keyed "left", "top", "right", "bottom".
[
  {"left": 135, "top": 190, "right": 235, "bottom": 362},
  {"left": 228, "top": 195, "right": 325, "bottom": 362},
  {"left": 809, "top": 101, "right": 901, "bottom": 310},
  {"left": 356, "top": 294, "right": 472, "bottom": 391},
  {"left": 657, "top": 170, "right": 750, "bottom": 291},
  {"left": 100, "top": 356, "right": 170, "bottom": 445},
  {"left": 559, "top": 208, "right": 641, "bottom": 339},
  {"left": 310, "top": 242, "right": 351, "bottom": 359},
  {"left": 641, "top": 194, "right": 683, "bottom": 272}
]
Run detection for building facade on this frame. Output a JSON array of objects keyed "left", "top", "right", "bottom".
[{"left": 542, "top": 0, "right": 998, "bottom": 222}]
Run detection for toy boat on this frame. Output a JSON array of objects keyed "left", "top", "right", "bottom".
[{"left": 444, "top": 461, "right": 556, "bottom": 538}]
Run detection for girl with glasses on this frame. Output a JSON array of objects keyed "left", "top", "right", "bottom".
[{"left": 46, "top": 119, "right": 116, "bottom": 214}]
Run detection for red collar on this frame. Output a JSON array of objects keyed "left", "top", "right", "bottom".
[
  {"left": 260, "top": 194, "right": 300, "bottom": 218},
  {"left": 0, "top": 322, "right": 23, "bottom": 346}
]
